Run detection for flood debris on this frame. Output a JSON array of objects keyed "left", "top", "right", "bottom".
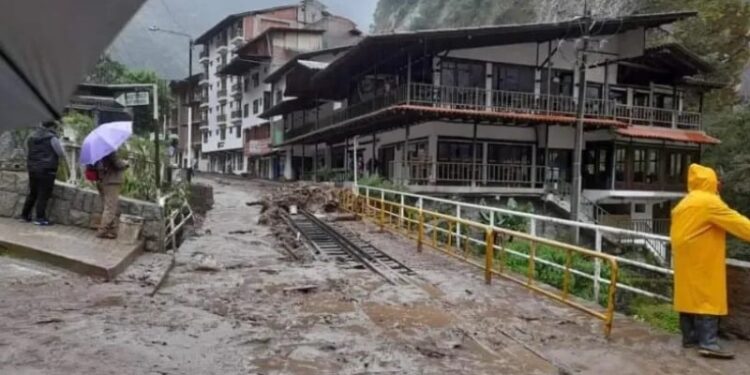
[{"left": 255, "top": 183, "right": 340, "bottom": 261}]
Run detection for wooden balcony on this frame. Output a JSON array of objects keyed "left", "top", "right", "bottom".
[{"left": 284, "top": 83, "right": 703, "bottom": 143}]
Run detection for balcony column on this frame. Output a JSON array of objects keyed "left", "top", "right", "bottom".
[
  {"left": 402, "top": 125, "right": 411, "bottom": 184},
  {"left": 471, "top": 121, "right": 478, "bottom": 188},
  {"left": 485, "top": 62, "right": 493, "bottom": 109},
  {"left": 406, "top": 53, "right": 412, "bottom": 105},
  {"left": 313, "top": 143, "right": 318, "bottom": 182},
  {"left": 284, "top": 147, "right": 294, "bottom": 180},
  {"left": 428, "top": 133, "right": 438, "bottom": 185}
]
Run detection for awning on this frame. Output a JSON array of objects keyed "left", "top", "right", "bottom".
[
  {"left": 616, "top": 126, "right": 720, "bottom": 145},
  {"left": 218, "top": 55, "right": 271, "bottom": 76},
  {"left": 259, "top": 97, "right": 323, "bottom": 119},
  {"left": 0, "top": 0, "right": 146, "bottom": 131}
]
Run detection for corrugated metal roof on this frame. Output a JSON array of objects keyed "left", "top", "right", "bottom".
[{"left": 616, "top": 126, "right": 720, "bottom": 145}]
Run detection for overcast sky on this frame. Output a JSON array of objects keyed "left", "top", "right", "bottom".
[{"left": 110, "top": 0, "right": 378, "bottom": 78}]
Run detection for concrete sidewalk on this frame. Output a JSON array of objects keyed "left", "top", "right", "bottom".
[{"left": 0, "top": 218, "right": 142, "bottom": 280}]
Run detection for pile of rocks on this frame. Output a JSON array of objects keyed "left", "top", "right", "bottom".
[{"left": 256, "top": 182, "right": 339, "bottom": 226}]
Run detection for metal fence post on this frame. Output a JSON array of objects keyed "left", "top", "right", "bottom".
[
  {"left": 529, "top": 218, "right": 537, "bottom": 237},
  {"left": 379, "top": 190, "right": 386, "bottom": 231},
  {"left": 594, "top": 229, "right": 602, "bottom": 303},
  {"left": 399, "top": 194, "right": 405, "bottom": 230},
  {"left": 485, "top": 227, "right": 495, "bottom": 284},
  {"left": 456, "top": 205, "right": 462, "bottom": 250}
]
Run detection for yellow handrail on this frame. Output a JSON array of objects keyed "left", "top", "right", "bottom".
[{"left": 339, "top": 189, "right": 620, "bottom": 337}]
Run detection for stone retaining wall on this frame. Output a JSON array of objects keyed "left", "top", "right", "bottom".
[
  {"left": 725, "top": 259, "right": 750, "bottom": 339},
  {"left": 0, "top": 171, "right": 164, "bottom": 252}
]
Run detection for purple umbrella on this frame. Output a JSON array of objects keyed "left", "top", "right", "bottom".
[{"left": 80, "top": 121, "right": 132, "bottom": 165}]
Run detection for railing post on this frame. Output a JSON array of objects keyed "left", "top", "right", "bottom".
[
  {"left": 417, "top": 197, "right": 424, "bottom": 252},
  {"left": 455, "top": 205, "right": 462, "bottom": 250},
  {"left": 594, "top": 229, "right": 602, "bottom": 303},
  {"left": 365, "top": 187, "right": 370, "bottom": 217},
  {"left": 528, "top": 242, "right": 537, "bottom": 285},
  {"left": 379, "top": 190, "right": 386, "bottom": 231},
  {"left": 399, "top": 194, "right": 405, "bottom": 230},
  {"left": 485, "top": 227, "right": 495, "bottom": 284},
  {"left": 529, "top": 218, "right": 537, "bottom": 237}
]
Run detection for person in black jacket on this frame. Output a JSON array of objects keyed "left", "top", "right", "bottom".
[{"left": 20, "top": 121, "right": 67, "bottom": 225}]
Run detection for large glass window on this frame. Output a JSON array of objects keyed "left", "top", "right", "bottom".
[
  {"left": 615, "top": 148, "right": 627, "bottom": 183},
  {"left": 438, "top": 141, "right": 481, "bottom": 162},
  {"left": 633, "top": 149, "right": 646, "bottom": 183},
  {"left": 487, "top": 143, "right": 532, "bottom": 164},
  {"left": 441, "top": 60, "right": 486, "bottom": 88},
  {"left": 541, "top": 69, "right": 574, "bottom": 96},
  {"left": 494, "top": 64, "right": 535, "bottom": 92},
  {"left": 646, "top": 149, "right": 659, "bottom": 183}
]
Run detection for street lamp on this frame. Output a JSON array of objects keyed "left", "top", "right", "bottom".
[{"left": 148, "top": 25, "right": 196, "bottom": 180}]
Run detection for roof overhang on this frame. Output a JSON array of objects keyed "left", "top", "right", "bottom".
[
  {"left": 259, "top": 97, "right": 323, "bottom": 119},
  {"left": 264, "top": 45, "right": 353, "bottom": 84},
  {"left": 616, "top": 126, "right": 720, "bottom": 145},
  {"left": 592, "top": 43, "right": 714, "bottom": 78},
  {"left": 312, "top": 11, "right": 698, "bottom": 95},
  {"left": 217, "top": 55, "right": 271, "bottom": 76},
  {"left": 282, "top": 104, "right": 624, "bottom": 145}
]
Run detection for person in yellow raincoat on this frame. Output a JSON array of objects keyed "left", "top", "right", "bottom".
[{"left": 671, "top": 164, "right": 750, "bottom": 359}]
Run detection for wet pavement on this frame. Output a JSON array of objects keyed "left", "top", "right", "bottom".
[{"left": 0, "top": 176, "right": 748, "bottom": 374}]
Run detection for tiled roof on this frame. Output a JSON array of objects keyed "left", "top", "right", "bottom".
[{"left": 616, "top": 126, "right": 720, "bottom": 145}]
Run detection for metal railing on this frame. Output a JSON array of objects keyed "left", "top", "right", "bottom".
[
  {"left": 285, "top": 83, "right": 702, "bottom": 141},
  {"left": 387, "top": 160, "right": 551, "bottom": 189},
  {"left": 340, "top": 188, "right": 620, "bottom": 336},
  {"left": 349, "top": 184, "right": 674, "bottom": 303}
]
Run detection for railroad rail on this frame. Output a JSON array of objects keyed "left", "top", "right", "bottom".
[{"left": 284, "top": 210, "right": 417, "bottom": 285}]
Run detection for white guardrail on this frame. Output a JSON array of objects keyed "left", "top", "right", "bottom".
[{"left": 357, "top": 184, "right": 674, "bottom": 302}]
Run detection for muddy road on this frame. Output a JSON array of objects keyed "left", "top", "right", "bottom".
[{"left": 0, "top": 177, "right": 748, "bottom": 374}]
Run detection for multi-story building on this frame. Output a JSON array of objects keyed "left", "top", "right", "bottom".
[
  {"left": 262, "top": 11, "right": 722, "bottom": 255},
  {"left": 194, "top": 0, "right": 360, "bottom": 174},
  {"left": 168, "top": 74, "right": 203, "bottom": 168}
]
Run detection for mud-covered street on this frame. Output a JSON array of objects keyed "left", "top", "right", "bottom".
[{"left": 1, "top": 177, "right": 748, "bottom": 375}]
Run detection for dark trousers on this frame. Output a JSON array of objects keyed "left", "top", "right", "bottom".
[
  {"left": 21, "top": 171, "right": 56, "bottom": 220},
  {"left": 680, "top": 313, "right": 720, "bottom": 349}
]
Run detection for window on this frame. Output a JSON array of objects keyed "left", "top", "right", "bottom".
[
  {"left": 494, "top": 63, "right": 534, "bottom": 92},
  {"left": 253, "top": 99, "right": 259, "bottom": 114},
  {"left": 264, "top": 91, "right": 272, "bottom": 111},
  {"left": 332, "top": 146, "right": 345, "bottom": 169},
  {"left": 487, "top": 144, "right": 531, "bottom": 164},
  {"left": 252, "top": 73, "right": 260, "bottom": 87},
  {"left": 276, "top": 90, "right": 283, "bottom": 104},
  {"left": 235, "top": 125, "right": 241, "bottom": 138},
  {"left": 220, "top": 128, "right": 226, "bottom": 140},
  {"left": 634, "top": 204, "right": 646, "bottom": 214},
  {"left": 202, "top": 130, "right": 208, "bottom": 143},
  {"left": 441, "top": 59, "right": 485, "bottom": 88},
  {"left": 243, "top": 76, "right": 250, "bottom": 93},
  {"left": 646, "top": 149, "right": 659, "bottom": 183},
  {"left": 438, "top": 141, "right": 481, "bottom": 162},
  {"left": 668, "top": 152, "right": 683, "bottom": 180},
  {"left": 243, "top": 104, "right": 249, "bottom": 118},
  {"left": 541, "top": 69, "right": 574, "bottom": 96},
  {"left": 615, "top": 148, "right": 627, "bottom": 182},
  {"left": 633, "top": 149, "right": 646, "bottom": 183}
]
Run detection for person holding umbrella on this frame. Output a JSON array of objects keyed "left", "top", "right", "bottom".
[{"left": 80, "top": 121, "right": 132, "bottom": 239}]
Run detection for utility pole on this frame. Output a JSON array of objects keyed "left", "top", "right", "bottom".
[
  {"left": 571, "top": 2, "right": 591, "bottom": 243},
  {"left": 186, "top": 38, "right": 194, "bottom": 182}
]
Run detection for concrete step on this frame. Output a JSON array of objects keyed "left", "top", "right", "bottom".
[{"left": 0, "top": 218, "right": 143, "bottom": 280}]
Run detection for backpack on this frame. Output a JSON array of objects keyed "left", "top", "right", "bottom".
[{"left": 84, "top": 165, "right": 100, "bottom": 182}]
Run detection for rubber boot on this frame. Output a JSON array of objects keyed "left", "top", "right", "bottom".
[
  {"left": 679, "top": 313, "right": 698, "bottom": 349},
  {"left": 696, "top": 316, "right": 734, "bottom": 359}
]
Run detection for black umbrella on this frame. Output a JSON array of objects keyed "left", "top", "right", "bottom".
[{"left": 0, "top": 0, "right": 146, "bottom": 131}]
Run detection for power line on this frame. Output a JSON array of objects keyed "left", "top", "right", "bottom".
[{"left": 159, "top": 0, "right": 186, "bottom": 34}]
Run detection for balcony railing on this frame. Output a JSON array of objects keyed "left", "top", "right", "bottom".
[
  {"left": 284, "top": 83, "right": 703, "bottom": 141},
  {"left": 386, "top": 161, "right": 553, "bottom": 189},
  {"left": 231, "top": 110, "right": 242, "bottom": 120},
  {"left": 217, "top": 88, "right": 227, "bottom": 98},
  {"left": 216, "top": 114, "right": 227, "bottom": 123}
]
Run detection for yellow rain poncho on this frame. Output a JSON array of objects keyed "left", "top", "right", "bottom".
[{"left": 671, "top": 164, "right": 750, "bottom": 315}]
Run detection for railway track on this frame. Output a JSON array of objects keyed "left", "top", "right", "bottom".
[{"left": 284, "top": 210, "right": 417, "bottom": 285}]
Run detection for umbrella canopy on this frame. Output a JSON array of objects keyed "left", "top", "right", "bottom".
[
  {"left": 0, "top": 0, "right": 146, "bottom": 132},
  {"left": 80, "top": 121, "right": 132, "bottom": 166}
]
